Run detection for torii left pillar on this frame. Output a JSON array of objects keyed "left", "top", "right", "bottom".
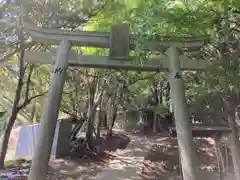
[{"left": 28, "top": 40, "right": 71, "bottom": 180}]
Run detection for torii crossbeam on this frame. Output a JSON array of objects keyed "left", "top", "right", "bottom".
[
  {"left": 23, "top": 22, "right": 208, "bottom": 72},
  {"left": 22, "top": 23, "right": 203, "bottom": 180}
]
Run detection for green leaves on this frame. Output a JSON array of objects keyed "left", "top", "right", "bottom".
[
  {"left": 1, "top": 0, "right": 240, "bottom": 125},
  {"left": 154, "top": 104, "right": 169, "bottom": 117},
  {"left": 207, "top": 54, "right": 240, "bottom": 94},
  {"left": 130, "top": 0, "right": 214, "bottom": 60}
]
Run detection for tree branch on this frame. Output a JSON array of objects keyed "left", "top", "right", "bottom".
[
  {"left": 17, "top": 91, "right": 47, "bottom": 110},
  {"left": 24, "top": 65, "right": 33, "bottom": 96},
  {"left": 60, "top": 107, "right": 83, "bottom": 121}
]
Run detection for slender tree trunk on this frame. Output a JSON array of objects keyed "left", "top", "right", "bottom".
[
  {"left": 86, "top": 84, "right": 95, "bottom": 147},
  {"left": 214, "top": 135, "right": 224, "bottom": 180},
  {"left": 96, "top": 89, "right": 107, "bottom": 140},
  {"left": 108, "top": 107, "right": 117, "bottom": 136},
  {"left": 107, "top": 89, "right": 122, "bottom": 136},
  {"left": 0, "top": 48, "right": 26, "bottom": 169},
  {"left": 86, "top": 85, "right": 104, "bottom": 147},
  {"left": 153, "top": 111, "right": 157, "bottom": 133},
  {"left": 165, "top": 82, "right": 170, "bottom": 105},
  {"left": 103, "top": 111, "right": 107, "bottom": 128},
  {"left": 31, "top": 102, "right": 37, "bottom": 123},
  {"left": 99, "top": 110, "right": 107, "bottom": 128},
  {"left": 152, "top": 79, "right": 159, "bottom": 133},
  {"left": 107, "top": 98, "right": 113, "bottom": 136},
  {"left": 0, "top": 108, "right": 20, "bottom": 168},
  {"left": 99, "top": 89, "right": 107, "bottom": 129},
  {"left": 225, "top": 144, "right": 229, "bottom": 172},
  {"left": 0, "top": 85, "right": 23, "bottom": 168},
  {"left": 96, "top": 115, "right": 101, "bottom": 141},
  {"left": 110, "top": 90, "right": 123, "bottom": 135},
  {"left": 96, "top": 103, "right": 104, "bottom": 141},
  {"left": 71, "top": 121, "right": 85, "bottom": 141}
]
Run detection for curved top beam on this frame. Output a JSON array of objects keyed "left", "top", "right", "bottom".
[{"left": 23, "top": 22, "right": 208, "bottom": 50}]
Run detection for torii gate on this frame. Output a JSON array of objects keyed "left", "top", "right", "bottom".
[{"left": 5, "top": 21, "right": 208, "bottom": 180}]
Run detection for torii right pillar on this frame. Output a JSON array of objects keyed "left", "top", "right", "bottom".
[{"left": 167, "top": 46, "right": 200, "bottom": 180}]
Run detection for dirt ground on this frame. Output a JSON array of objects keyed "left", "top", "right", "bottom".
[
  {"left": 1, "top": 129, "right": 236, "bottom": 180},
  {"left": 51, "top": 130, "right": 235, "bottom": 180}
]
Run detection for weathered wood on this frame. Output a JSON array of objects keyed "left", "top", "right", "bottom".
[
  {"left": 167, "top": 46, "right": 200, "bottom": 180},
  {"left": 28, "top": 40, "right": 71, "bottom": 180},
  {"left": 109, "top": 24, "right": 130, "bottom": 58},
  {"left": 24, "top": 22, "right": 207, "bottom": 49},
  {"left": 25, "top": 51, "right": 208, "bottom": 71}
]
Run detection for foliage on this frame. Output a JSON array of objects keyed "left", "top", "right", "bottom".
[{"left": 1, "top": 0, "right": 240, "bottom": 125}]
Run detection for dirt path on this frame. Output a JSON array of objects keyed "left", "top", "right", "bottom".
[
  {"left": 49, "top": 131, "right": 180, "bottom": 180},
  {"left": 94, "top": 131, "right": 236, "bottom": 180},
  {"left": 95, "top": 133, "right": 150, "bottom": 180},
  {"left": 3, "top": 130, "right": 236, "bottom": 179},
  {"left": 49, "top": 130, "right": 236, "bottom": 180}
]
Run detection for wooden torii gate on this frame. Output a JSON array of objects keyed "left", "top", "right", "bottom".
[{"left": 12, "top": 22, "right": 208, "bottom": 180}]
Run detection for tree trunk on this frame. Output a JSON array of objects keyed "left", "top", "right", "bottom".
[
  {"left": 86, "top": 84, "right": 95, "bottom": 147},
  {"left": 96, "top": 103, "right": 104, "bottom": 141},
  {"left": 165, "top": 82, "right": 170, "bottom": 105},
  {"left": 107, "top": 98, "right": 113, "bottom": 136},
  {"left": 214, "top": 135, "right": 224, "bottom": 180},
  {"left": 224, "top": 143, "right": 229, "bottom": 172},
  {"left": 31, "top": 102, "right": 37, "bottom": 123},
  {"left": 100, "top": 110, "right": 107, "bottom": 128},
  {"left": 153, "top": 111, "right": 157, "bottom": 133},
  {"left": 152, "top": 79, "right": 158, "bottom": 134},
  {"left": 96, "top": 114, "right": 101, "bottom": 141},
  {"left": 107, "top": 89, "right": 122, "bottom": 136},
  {"left": 86, "top": 85, "right": 104, "bottom": 147},
  {"left": 0, "top": 47, "right": 26, "bottom": 169},
  {"left": 96, "top": 89, "right": 107, "bottom": 141},
  {"left": 0, "top": 64, "right": 44, "bottom": 169},
  {"left": 96, "top": 89, "right": 108, "bottom": 139},
  {"left": 71, "top": 121, "right": 85, "bottom": 141},
  {"left": 0, "top": 108, "right": 20, "bottom": 168},
  {"left": 108, "top": 107, "right": 117, "bottom": 136},
  {"left": 0, "top": 84, "right": 22, "bottom": 168}
]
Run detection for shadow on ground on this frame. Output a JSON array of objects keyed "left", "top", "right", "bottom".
[
  {"left": 99, "top": 132, "right": 131, "bottom": 151},
  {"left": 0, "top": 132, "right": 131, "bottom": 180},
  {"left": 2, "top": 130, "right": 235, "bottom": 180},
  {"left": 50, "top": 131, "right": 131, "bottom": 179},
  {"left": 95, "top": 130, "right": 235, "bottom": 180}
]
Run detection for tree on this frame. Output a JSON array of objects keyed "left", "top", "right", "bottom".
[
  {"left": 0, "top": 3, "right": 49, "bottom": 167},
  {"left": 3, "top": 0, "right": 240, "bottom": 178},
  {"left": 122, "top": 0, "right": 240, "bottom": 179}
]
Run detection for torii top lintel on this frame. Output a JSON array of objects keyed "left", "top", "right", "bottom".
[
  {"left": 23, "top": 23, "right": 207, "bottom": 53},
  {"left": 0, "top": 20, "right": 209, "bottom": 71}
]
